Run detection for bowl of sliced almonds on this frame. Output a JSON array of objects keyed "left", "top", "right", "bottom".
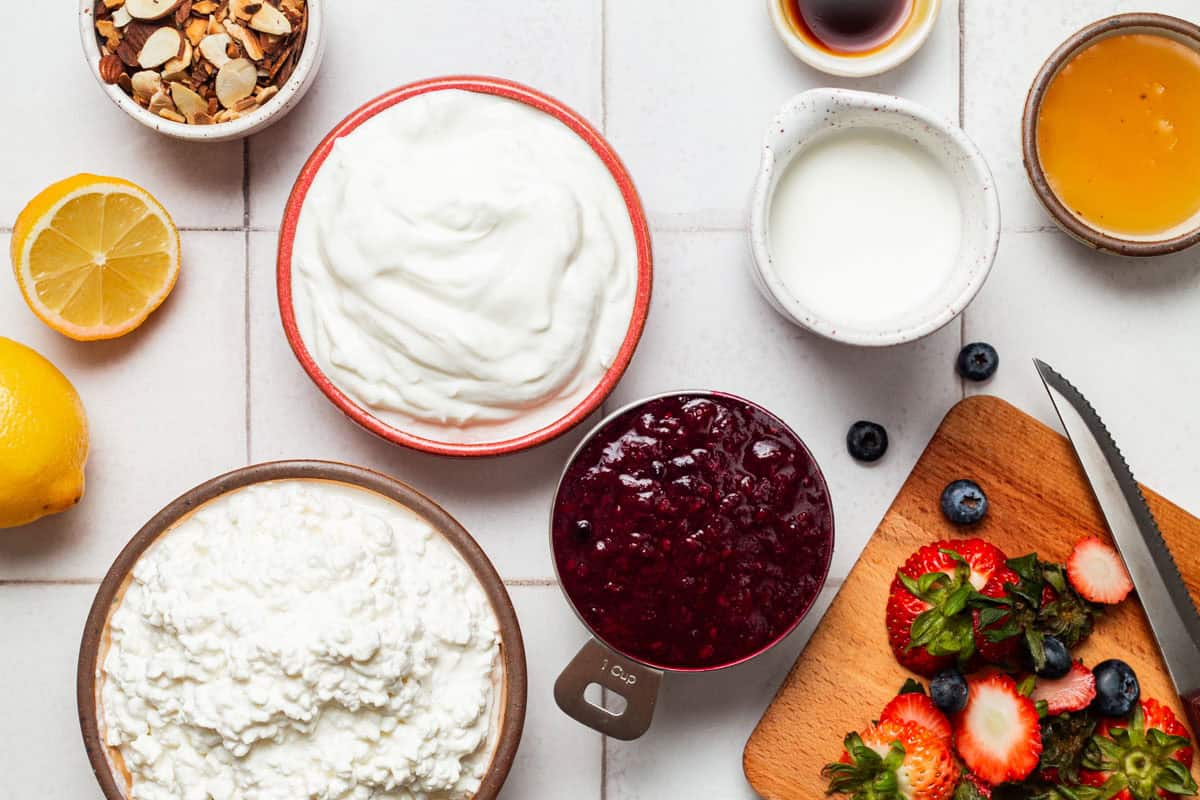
[{"left": 80, "top": 0, "right": 324, "bottom": 142}]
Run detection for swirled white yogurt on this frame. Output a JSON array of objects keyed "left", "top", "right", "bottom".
[
  {"left": 100, "top": 480, "right": 501, "bottom": 800},
  {"left": 291, "top": 89, "right": 639, "bottom": 443}
]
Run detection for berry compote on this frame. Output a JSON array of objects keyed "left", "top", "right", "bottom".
[{"left": 552, "top": 393, "right": 833, "bottom": 670}]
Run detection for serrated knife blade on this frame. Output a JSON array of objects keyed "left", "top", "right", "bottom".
[{"left": 1035, "top": 359, "right": 1200, "bottom": 734}]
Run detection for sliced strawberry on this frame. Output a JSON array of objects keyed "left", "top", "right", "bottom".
[
  {"left": 1080, "top": 698, "right": 1197, "bottom": 799},
  {"left": 825, "top": 720, "right": 958, "bottom": 800},
  {"left": 881, "top": 692, "right": 953, "bottom": 743},
  {"left": 886, "top": 540, "right": 1008, "bottom": 677},
  {"left": 1067, "top": 537, "right": 1134, "bottom": 605},
  {"left": 1031, "top": 661, "right": 1097, "bottom": 715},
  {"left": 953, "top": 673, "right": 1043, "bottom": 786}
]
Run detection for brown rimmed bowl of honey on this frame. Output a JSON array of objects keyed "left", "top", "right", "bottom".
[
  {"left": 768, "top": 0, "right": 943, "bottom": 78},
  {"left": 1024, "top": 14, "right": 1200, "bottom": 257}
]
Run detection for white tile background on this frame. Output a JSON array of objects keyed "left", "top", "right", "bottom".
[{"left": 2, "top": 1, "right": 1199, "bottom": 797}]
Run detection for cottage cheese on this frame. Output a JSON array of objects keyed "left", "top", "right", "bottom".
[
  {"left": 100, "top": 480, "right": 501, "bottom": 800},
  {"left": 291, "top": 89, "right": 639, "bottom": 443}
]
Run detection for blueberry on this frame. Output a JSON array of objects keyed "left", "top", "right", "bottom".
[
  {"left": 941, "top": 480, "right": 988, "bottom": 525},
  {"left": 1092, "top": 659, "right": 1140, "bottom": 717},
  {"left": 957, "top": 342, "right": 999, "bottom": 382},
  {"left": 931, "top": 668, "right": 969, "bottom": 715},
  {"left": 847, "top": 421, "right": 888, "bottom": 463},
  {"left": 1036, "top": 636, "right": 1072, "bottom": 679}
]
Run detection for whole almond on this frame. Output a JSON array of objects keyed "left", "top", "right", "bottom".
[{"left": 98, "top": 54, "right": 126, "bottom": 84}]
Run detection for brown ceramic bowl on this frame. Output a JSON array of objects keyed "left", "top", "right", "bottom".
[
  {"left": 77, "top": 461, "right": 526, "bottom": 800},
  {"left": 1023, "top": 13, "right": 1200, "bottom": 257}
]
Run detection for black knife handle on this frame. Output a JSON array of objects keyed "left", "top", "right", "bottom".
[{"left": 1186, "top": 690, "right": 1200, "bottom": 741}]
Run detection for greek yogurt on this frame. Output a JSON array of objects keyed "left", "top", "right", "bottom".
[
  {"left": 291, "top": 89, "right": 638, "bottom": 443},
  {"left": 100, "top": 480, "right": 501, "bottom": 800}
]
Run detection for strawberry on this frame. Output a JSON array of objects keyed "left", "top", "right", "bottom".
[
  {"left": 953, "top": 673, "right": 1043, "bottom": 786},
  {"left": 881, "top": 693, "right": 953, "bottom": 744},
  {"left": 954, "top": 772, "right": 992, "bottom": 798},
  {"left": 972, "top": 566, "right": 1022, "bottom": 666},
  {"left": 971, "top": 555, "right": 1101, "bottom": 673},
  {"left": 1067, "top": 537, "right": 1134, "bottom": 605},
  {"left": 1080, "top": 698, "right": 1197, "bottom": 799},
  {"left": 1031, "top": 661, "right": 1097, "bottom": 715},
  {"left": 825, "top": 720, "right": 958, "bottom": 800},
  {"left": 887, "top": 540, "right": 1008, "bottom": 676}
]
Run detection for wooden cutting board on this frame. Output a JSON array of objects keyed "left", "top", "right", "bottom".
[{"left": 744, "top": 395, "right": 1200, "bottom": 799}]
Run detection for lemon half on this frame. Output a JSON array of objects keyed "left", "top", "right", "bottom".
[{"left": 11, "top": 175, "right": 181, "bottom": 341}]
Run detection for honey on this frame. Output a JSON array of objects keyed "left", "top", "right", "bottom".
[
  {"left": 781, "top": 0, "right": 914, "bottom": 56},
  {"left": 1037, "top": 33, "right": 1200, "bottom": 236}
]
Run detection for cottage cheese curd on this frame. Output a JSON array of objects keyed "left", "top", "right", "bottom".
[
  {"left": 291, "top": 89, "right": 639, "bottom": 443},
  {"left": 100, "top": 480, "right": 501, "bottom": 800}
]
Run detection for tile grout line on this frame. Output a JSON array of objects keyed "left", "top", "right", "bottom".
[
  {"left": 243, "top": 138, "right": 253, "bottom": 464},
  {"left": 599, "top": 0, "right": 608, "bottom": 134},
  {"left": 955, "top": 0, "right": 964, "bottom": 400},
  {"left": 0, "top": 579, "right": 101, "bottom": 586}
]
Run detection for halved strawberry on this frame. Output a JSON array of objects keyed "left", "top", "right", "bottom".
[
  {"left": 1067, "top": 537, "right": 1134, "bottom": 605},
  {"left": 881, "top": 693, "right": 953, "bottom": 743},
  {"left": 1031, "top": 661, "right": 1097, "bottom": 715},
  {"left": 953, "top": 673, "right": 1043, "bottom": 786},
  {"left": 886, "top": 540, "right": 1008, "bottom": 677},
  {"left": 1080, "top": 698, "right": 1196, "bottom": 800},
  {"left": 825, "top": 720, "right": 958, "bottom": 800}
]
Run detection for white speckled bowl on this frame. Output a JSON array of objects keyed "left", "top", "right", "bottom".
[
  {"left": 749, "top": 88, "right": 1001, "bottom": 348},
  {"left": 79, "top": 0, "right": 325, "bottom": 142}
]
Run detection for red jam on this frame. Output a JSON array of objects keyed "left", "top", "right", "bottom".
[{"left": 552, "top": 394, "right": 833, "bottom": 670}]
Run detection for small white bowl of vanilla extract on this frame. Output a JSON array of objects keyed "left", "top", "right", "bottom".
[{"left": 768, "top": 0, "right": 943, "bottom": 78}]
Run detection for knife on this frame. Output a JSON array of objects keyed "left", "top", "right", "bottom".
[{"left": 1035, "top": 359, "right": 1200, "bottom": 737}]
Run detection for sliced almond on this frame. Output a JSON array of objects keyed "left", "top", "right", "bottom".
[
  {"left": 206, "top": 14, "right": 223, "bottom": 35},
  {"left": 103, "top": 0, "right": 126, "bottom": 8},
  {"left": 248, "top": 3, "right": 290, "bottom": 35},
  {"left": 148, "top": 87, "right": 176, "bottom": 115},
  {"left": 191, "top": 110, "right": 215, "bottom": 125},
  {"left": 198, "top": 33, "right": 232, "bottom": 67},
  {"left": 280, "top": 0, "right": 304, "bottom": 17},
  {"left": 130, "top": 69, "right": 162, "bottom": 99},
  {"left": 137, "top": 26, "right": 182, "bottom": 68},
  {"left": 170, "top": 82, "right": 209, "bottom": 122},
  {"left": 215, "top": 57, "right": 257, "bottom": 108},
  {"left": 161, "top": 40, "right": 193, "bottom": 81},
  {"left": 254, "top": 84, "right": 278, "bottom": 105},
  {"left": 125, "top": 0, "right": 182, "bottom": 21},
  {"left": 224, "top": 19, "right": 264, "bottom": 60},
  {"left": 158, "top": 108, "right": 187, "bottom": 123},
  {"left": 184, "top": 16, "right": 208, "bottom": 45},
  {"left": 230, "top": 0, "right": 262, "bottom": 21},
  {"left": 96, "top": 19, "right": 121, "bottom": 49},
  {"left": 191, "top": 0, "right": 218, "bottom": 12},
  {"left": 112, "top": 6, "right": 133, "bottom": 26}
]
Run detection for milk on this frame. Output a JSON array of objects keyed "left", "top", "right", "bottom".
[{"left": 767, "top": 128, "right": 963, "bottom": 328}]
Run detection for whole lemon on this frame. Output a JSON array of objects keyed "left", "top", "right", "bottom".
[{"left": 0, "top": 337, "right": 88, "bottom": 528}]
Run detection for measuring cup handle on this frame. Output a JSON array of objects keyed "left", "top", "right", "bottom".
[{"left": 554, "top": 638, "right": 663, "bottom": 740}]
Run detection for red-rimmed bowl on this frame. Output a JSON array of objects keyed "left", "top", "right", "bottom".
[{"left": 277, "top": 76, "right": 654, "bottom": 457}]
